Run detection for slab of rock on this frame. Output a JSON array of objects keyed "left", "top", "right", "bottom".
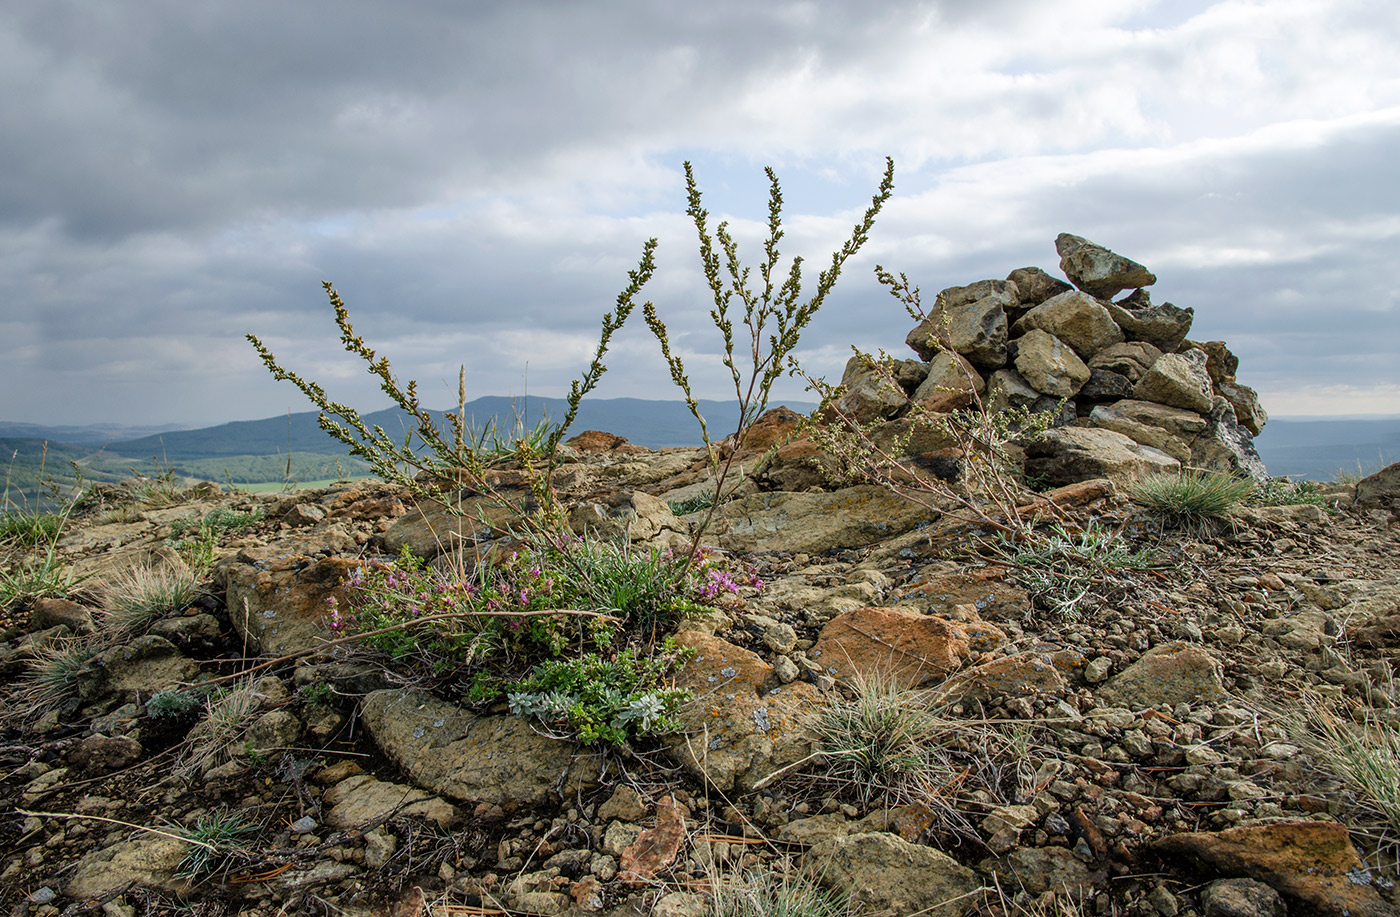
[
  {"left": 1088, "top": 341, "right": 1164, "bottom": 383},
  {"left": 703, "top": 486, "right": 932, "bottom": 555},
  {"left": 323, "top": 774, "right": 462, "bottom": 829},
  {"left": 30, "top": 597, "right": 94, "bottom": 633},
  {"left": 568, "top": 489, "right": 686, "bottom": 546},
  {"left": 90, "top": 635, "right": 202, "bottom": 702},
  {"left": 980, "top": 844, "right": 1103, "bottom": 895},
  {"left": 1012, "top": 290, "right": 1124, "bottom": 359},
  {"left": 1006, "top": 267, "right": 1072, "bottom": 306},
  {"left": 811, "top": 607, "right": 1004, "bottom": 689},
  {"left": 1056, "top": 233, "right": 1156, "bottom": 299},
  {"left": 381, "top": 490, "right": 524, "bottom": 559},
  {"left": 913, "top": 351, "right": 985, "bottom": 413},
  {"left": 1088, "top": 400, "right": 1207, "bottom": 464},
  {"left": 666, "top": 630, "right": 818, "bottom": 792},
  {"left": 1014, "top": 329, "right": 1091, "bottom": 398},
  {"left": 895, "top": 569, "right": 1031, "bottom": 620},
  {"left": 1132, "top": 349, "right": 1215, "bottom": 414},
  {"left": 1078, "top": 368, "right": 1134, "bottom": 404},
  {"left": 1201, "top": 878, "right": 1286, "bottom": 917},
  {"left": 619, "top": 795, "right": 689, "bottom": 885},
  {"left": 932, "top": 650, "right": 1068, "bottom": 705},
  {"left": 1356, "top": 461, "right": 1400, "bottom": 510},
  {"left": 360, "top": 689, "right": 602, "bottom": 807},
  {"left": 1193, "top": 398, "right": 1269, "bottom": 481},
  {"left": 1105, "top": 293, "right": 1194, "bottom": 352},
  {"left": 985, "top": 368, "right": 1042, "bottom": 413},
  {"left": 1024, "top": 427, "right": 1179, "bottom": 488},
  {"left": 1094, "top": 642, "right": 1224, "bottom": 708},
  {"left": 65, "top": 834, "right": 190, "bottom": 899},
  {"left": 1217, "top": 380, "right": 1268, "bottom": 436},
  {"left": 221, "top": 549, "right": 361, "bottom": 656},
  {"left": 808, "top": 832, "right": 980, "bottom": 915},
  {"left": 68, "top": 734, "right": 143, "bottom": 775},
  {"left": 1154, "top": 821, "right": 1392, "bottom": 917}
]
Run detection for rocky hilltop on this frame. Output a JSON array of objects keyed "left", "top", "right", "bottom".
[{"left": 2, "top": 237, "right": 1399, "bottom": 917}]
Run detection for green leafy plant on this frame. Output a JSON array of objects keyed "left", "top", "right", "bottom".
[
  {"left": 507, "top": 641, "right": 693, "bottom": 747},
  {"left": 991, "top": 519, "right": 1155, "bottom": 620},
  {"left": 668, "top": 490, "right": 716, "bottom": 516},
  {"left": 1130, "top": 469, "right": 1255, "bottom": 529},
  {"left": 147, "top": 688, "right": 204, "bottom": 720},
  {"left": 1250, "top": 476, "right": 1332, "bottom": 508},
  {"left": 100, "top": 560, "right": 203, "bottom": 635},
  {"left": 644, "top": 158, "right": 895, "bottom": 568},
  {"left": 0, "top": 509, "right": 65, "bottom": 549}
]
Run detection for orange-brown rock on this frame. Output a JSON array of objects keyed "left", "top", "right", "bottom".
[
  {"left": 811, "top": 607, "right": 1005, "bottom": 689},
  {"left": 1153, "top": 821, "right": 1392, "bottom": 917},
  {"left": 619, "top": 795, "right": 689, "bottom": 885},
  {"left": 567, "top": 430, "right": 648, "bottom": 454}
]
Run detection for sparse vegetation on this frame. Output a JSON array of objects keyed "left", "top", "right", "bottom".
[
  {"left": 708, "top": 865, "right": 852, "bottom": 917},
  {"left": 175, "top": 809, "right": 258, "bottom": 878},
  {"left": 1129, "top": 469, "right": 1255, "bottom": 529},
  {"left": 507, "top": 641, "right": 693, "bottom": 747},
  {"left": 1293, "top": 690, "right": 1400, "bottom": 837},
  {"left": 178, "top": 683, "right": 266, "bottom": 778},
  {"left": 9, "top": 639, "right": 102, "bottom": 718},
  {"left": 0, "top": 543, "right": 83, "bottom": 608},
  {"left": 100, "top": 559, "right": 203, "bottom": 635},
  {"left": 991, "top": 519, "right": 1155, "bottom": 620}
]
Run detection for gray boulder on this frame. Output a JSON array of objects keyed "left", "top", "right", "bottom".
[
  {"left": 1006, "top": 266, "right": 1072, "bottom": 306},
  {"left": 833, "top": 354, "right": 908, "bottom": 423},
  {"left": 906, "top": 290, "right": 1011, "bottom": 368},
  {"left": 1056, "top": 233, "right": 1157, "bottom": 299},
  {"left": 807, "top": 833, "right": 980, "bottom": 915},
  {"left": 704, "top": 486, "right": 932, "bottom": 555},
  {"left": 1013, "top": 329, "right": 1091, "bottom": 398},
  {"left": 1088, "top": 400, "right": 1208, "bottom": 465},
  {"left": 1132, "top": 349, "right": 1215, "bottom": 413},
  {"left": 1217, "top": 379, "right": 1268, "bottom": 435},
  {"left": 1011, "top": 289, "right": 1124, "bottom": 359},
  {"left": 1194, "top": 398, "right": 1269, "bottom": 481},
  {"left": 985, "top": 368, "right": 1041, "bottom": 413},
  {"left": 1025, "top": 427, "right": 1179, "bottom": 487},
  {"left": 1088, "top": 341, "right": 1164, "bottom": 382},
  {"left": 360, "top": 689, "right": 602, "bottom": 807},
  {"left": 912, "top": 351, "right": 984, "bottom": 412},
  {"left": 1105, "top": 291, "right": 1194, "bottom": 352}
]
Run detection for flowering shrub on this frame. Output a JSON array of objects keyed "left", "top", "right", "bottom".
[{"left": 328, "top": 537, "right": 761, "bottom": 745}]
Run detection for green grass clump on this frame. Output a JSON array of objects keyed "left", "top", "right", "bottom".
[
  {"left": 709, "top": 867, "right": 852, "bottom": 917},
  {"left": 147, "top": 688, "right": 204, "bottom": 719},
  {"left": 1250, "top": 477, "right": 1332, "bottom": 508},
  {"left": 1294, "top": 694, "right": 1400, "bottom": 837},
  {"left": 0, "top": 547, "right": 82, "bottom": 608},
  {"left": 1129, "top": 470, "right": 1255, "bottom": 529},
  {"left": 808, "top": 676, "right": 961, "bottom": 808},
  {"left": 10, "top": 639, "right": 102, "bottom": 717},
  {"left": 668, "top": 491, "right": 716, "bottom": 516},
  {"left": 176, "top": 809, "right": 257, "bottom": 878},
  {"left": 0, "top": 509, "right": 65, "bottom": 548},
  {"left": 101, "top": 561, "right": 203, "bottom": 635}
]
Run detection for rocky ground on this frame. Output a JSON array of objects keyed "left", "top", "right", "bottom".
[{"left": 1, "top": 434, "right": 1399, "bottom": 917}]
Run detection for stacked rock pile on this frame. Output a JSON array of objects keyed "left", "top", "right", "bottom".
[{"left": 834, "top": 233, "right": 1270, "bottom": 487}]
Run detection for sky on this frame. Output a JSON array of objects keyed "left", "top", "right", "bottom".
[{"left": 3, "top": 0, "right": 1399, "bottom": 430}]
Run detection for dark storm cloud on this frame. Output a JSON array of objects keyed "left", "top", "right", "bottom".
[{"left": 1, "top": 0, "right": 1398, "bottom": 424}]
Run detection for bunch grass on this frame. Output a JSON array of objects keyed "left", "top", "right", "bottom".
[
  {"left": 101, "top": 559, "right": 203, "bottom": 635},
  {"left": 1129, "top": 470, "right": 1255, "bottom": 529}
]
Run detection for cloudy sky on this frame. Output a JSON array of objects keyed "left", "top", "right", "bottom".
[{"left": 3, "top": 0, "right": 1398, "bottom": 431}]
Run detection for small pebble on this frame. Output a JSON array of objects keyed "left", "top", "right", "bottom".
[{"left": 290, "top": 816, "right": 318, "bottom": 834}]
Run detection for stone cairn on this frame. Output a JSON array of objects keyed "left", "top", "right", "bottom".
[{"left": 833, "top": 233, "right": 1270, "bottom": 488}]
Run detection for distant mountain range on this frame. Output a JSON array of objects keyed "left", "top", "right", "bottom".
[{"left": 2, "top": 403, "right": 1395, "bottom": 504}]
